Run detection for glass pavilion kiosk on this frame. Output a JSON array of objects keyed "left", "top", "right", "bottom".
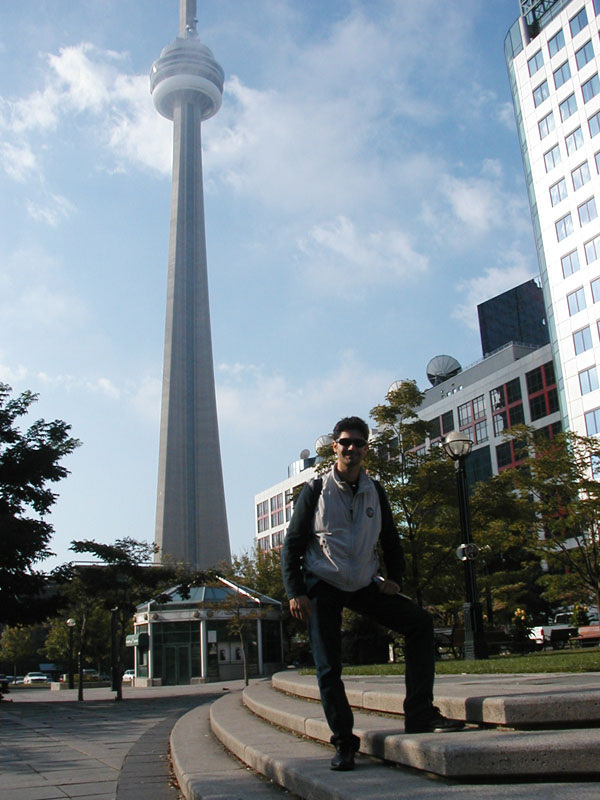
[{"left": 129, "top": 577, "right": 283, "bottom": 685}]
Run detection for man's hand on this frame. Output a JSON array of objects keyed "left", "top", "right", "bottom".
[
  {"left": 376, "top": 579, "right": 401, "bottom": 596},
  {"left": 289, "top": 595, "right": 312, "bottom": 621}
]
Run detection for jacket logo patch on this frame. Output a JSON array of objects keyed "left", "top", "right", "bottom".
[{"left": 366, "top": 507, "right": 374, "bottom": 517}]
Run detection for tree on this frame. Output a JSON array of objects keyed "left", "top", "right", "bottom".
[
  {"left": 221, "top": 548, "right": 303, "bottom": 664},
  {"left": 470, "top": 474, "right": 547, "bottom": 626},
  {"left": 497, "top": 427, "right": 600, "bottom": 615},
  {"left": 0, "top": 624, "right": 39, "bottom": 676},
  {"left": 367, "top": 381, "right": 463, "bottom": 611},
  {"left": 0, "top": 384, "right": 80, "bottom": 624},
  {"left": 59, "top": 538, "right": 194, "bottom": 700}
]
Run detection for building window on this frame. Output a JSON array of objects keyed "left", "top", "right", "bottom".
[
  {"left": 441, "top": 410, "right": 454, "bottom": 435},
  {"left": 496, "top": 441, "right": 512, "bottom": 469},
  {"left": 270, "top": 493, "right": 283, "bottom": 528},
  {"left": 570, "top": 6, "right": 589, "bottom": 38},
  {"left": 528, "top": 49, "right": 544, "bottom": 76},
  {"left": 548, "top": 28, "right": 565, "bottom": 58},
  {"left": 256, "top": 500, "right": 269, "bottom": 533},
  {"left": 576, "top": 39, "right": 595, "bottom": 69},
  {"left": 505, "top": 378, "right": 522, "bottom": 404},
  {"left": 534, "top": 80, "right": 550, "bottom": 107},
  {"left": 475, "top": 419, "right": 488, "bottom": 444},
  {"left": 472, "top": 394, "right": 485, "bottom": 419},
  {"left": 493, "top": 412, "right": 507, "bottom": 436},
  {"left": 592, "top": 277, "right": 600, "bottom": 302},
  {"left": 490, "top": 380, "right": 523, "bottom": 434},
  {"left": 578, "top": 196, "right": 598, "bottom": 225},
  {"left": 580, "top": 366, "right": 599, "bottom": 394},
  {"left": 539, "top": 111, "right": 555, "bottom": 138},
  {"left": 554, "top": 60, "right": 572, "bottom": 89},
  {"left": 526, "top": 366, "right": 544, "bottom": 394},
  {"left": 585, "top": 407, "right": 600, "bottom": 434},
  {"left": 574, "top": 325, "right": 593, "bottom": 353},
  {"left": 562, "top": 249, "right": 580, "bottom": 277},
  {"left": 556, "top": 212, "right": 573, "bottom": 241},
  {"left": 560, "top": 93, "right": 577, "bottom": 122},
  {"left": 572, "top": 161, "right": 591, "bottom": 190},
  {"left": 566, "top": 127, "right": 584, "bottom": 156},
  {"left": 585, "top": 233, "right": 600, "bottom": 263},
  {"left": 596, "top": 151, "right": 600, "bottom": 173},
  {"left": 457, "top": 401, "right": 472, "bottom": 427},
  {"left": 550, "top": 178, "right": 567, "bottom": 205},
  {"left": 544, "top": 144, "right": 561, "bottom": 171},
  {"left": 589, "top": 109, "right": 600, "bottom": 136},
  {"left": 582, "top": 73, "right": 600, "bottom": 103},
  {"left": 527, "top": 362, "right": 559, "bottom": 422},
  {"left": 568, "top": 286, "right": 587, "bottom": 315}
]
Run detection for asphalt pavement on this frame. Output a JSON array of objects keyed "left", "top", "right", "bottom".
[{"left": 0, "top": 681, "right": 244, "bottom": 800}]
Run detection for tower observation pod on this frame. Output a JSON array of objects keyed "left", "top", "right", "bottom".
[{"left": 151, "top": 0, "right": 231, "bottom": 570}]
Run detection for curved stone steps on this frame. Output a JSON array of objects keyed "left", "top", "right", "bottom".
[{"left": 239, "top": 678, "right": 600, "bottom": 779}]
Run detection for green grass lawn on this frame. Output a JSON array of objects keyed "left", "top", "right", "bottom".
[{"left": 301, "top": 648, "right": 600, "bottom": 675}]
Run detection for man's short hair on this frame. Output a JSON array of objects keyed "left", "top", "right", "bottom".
[{"left": 332, "top": 416, "right": 369, "bottom": 441}]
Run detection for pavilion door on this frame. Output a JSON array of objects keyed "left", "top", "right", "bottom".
[{"left": 164, "top": 644, "right": 191, "bottom": 685}]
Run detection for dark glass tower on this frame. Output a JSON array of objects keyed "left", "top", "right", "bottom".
[{"left": 477, "top": 279, "right": 549, "bottom": 358}]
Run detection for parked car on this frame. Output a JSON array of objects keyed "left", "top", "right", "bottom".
[
  {"left": 23, "top": 672, "right": 49, "bottom": 684},
  {"left": 122, "top": 669, "right": 135, "bottom": 682},
  {"left": 0, "top": 674, "right": 9, "bottom": 693},
  {"left": 82, "top": 669, "right": 99, "bottom": 679}
]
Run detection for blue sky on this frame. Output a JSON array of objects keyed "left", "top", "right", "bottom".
[{"left": 0, "top": 0, "right": 537, "bottom": 569}]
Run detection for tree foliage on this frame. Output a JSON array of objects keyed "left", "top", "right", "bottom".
[
  {"left": 0, "top": 624, "right": 39, "bottom": 675},
  {"left": 367, "top": 381, "right": 463, "bottom": 611},
  {"left": 0, "top": 384, "right": 80, "bottom": 624},
  {"left": 57, "top": 537, "right": 197, "bottom": 699},
  {"left": 495, "top": 427, "right": 600, "bottom": 614}
]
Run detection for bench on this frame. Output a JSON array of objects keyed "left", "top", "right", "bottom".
[
  {"left": 549, "top": 627, "right": 578, "bottom": 649},
  {"left": 572, "top": 625, "right": 600, "bottom": 647},
  {"left": 434, "top": 626, "right": 517, "bottom": 658}
]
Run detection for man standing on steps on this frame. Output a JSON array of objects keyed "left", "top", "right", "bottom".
[{"left": 282, "top": 416, "right": 464, "bottom": 772}]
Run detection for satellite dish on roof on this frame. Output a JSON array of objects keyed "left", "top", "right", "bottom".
[
  {"left": 426, "top": 354, "right": 461, "bottom": 387},
  {"left": 315, "top": 434, "right": 333, "bottom": 452},
  {"left": 299, "top": 448, "right": 310, "bottom": 459}
]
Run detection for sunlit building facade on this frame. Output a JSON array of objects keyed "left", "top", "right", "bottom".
[{"left": 506, "top": 0, "right": 600, "bottom": 436}]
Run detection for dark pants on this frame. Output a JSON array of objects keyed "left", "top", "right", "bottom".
[{"left": 307, "top": 579, "right": 435, "bottom": 746}]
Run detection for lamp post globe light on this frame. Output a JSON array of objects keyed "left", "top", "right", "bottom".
[
  {"left": 66, "top": 618, "right": 76, "bottom": 689},
  {"left": 442, "top": 431, "right": 488, "bottom": 660}
]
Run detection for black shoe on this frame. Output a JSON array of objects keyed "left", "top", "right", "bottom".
[
  {"left": 404, "top": 706, "right": 465, "bottom": 734},
  {"left": 330, "top": 741, "right": 355, "bottom": 771}
]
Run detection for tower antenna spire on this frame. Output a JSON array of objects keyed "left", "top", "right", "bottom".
[{"left": 179, "top": 0, "right": 197, "bottom": 38}]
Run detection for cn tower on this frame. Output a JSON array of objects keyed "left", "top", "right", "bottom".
[{"left": 150, "top": 0, "right": 231, "bottom": 569}]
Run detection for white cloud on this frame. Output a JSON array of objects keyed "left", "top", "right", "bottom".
[
  {"left": 0, "top": 246, "right": 88, "bottom": 335},
  {"left": 129, "top": 375, "right": 162, "bottom": 426},
  {"left": 497, "top": 101, "right": 517, "bottom": 131},
  {"left": 0, "top": 140, "right": 36, "bottom": 181},
  {"left": 26, "top": 193, "right": 75, "bottom": 226},
  {"left": 216, "top": 353, "right": 393, "bottom": 446},
  {"left": 296, "top": 215, "right": 428, "bottom": 294}
]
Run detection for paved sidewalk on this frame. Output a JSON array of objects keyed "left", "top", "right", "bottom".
[{"left": 0, "top": 682, "right": 244, "bottom": 800}]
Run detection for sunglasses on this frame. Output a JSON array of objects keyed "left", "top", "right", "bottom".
[{"left": 336, "top": 437, "right": 367, "bottom": 448}]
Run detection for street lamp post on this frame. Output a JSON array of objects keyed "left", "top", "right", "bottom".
[
  {"left": 442, "top": 430, "right": 488, "bottom": 660},
  {"left": 66, "top": 618, "right": 76, "bottom": 689}
]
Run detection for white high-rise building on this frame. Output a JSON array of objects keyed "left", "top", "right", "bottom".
[{"left": 506, "top": 0, "right": 600, "bottom": 436}]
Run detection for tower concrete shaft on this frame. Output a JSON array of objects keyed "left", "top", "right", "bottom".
[{"left": 151, "top": 0, "right": 231, "bottom": 569}]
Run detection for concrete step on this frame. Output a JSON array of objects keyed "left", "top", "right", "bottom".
[
  {"left": 170, "top": 690, "right": 300, "bottom": 798},
  {"left": 242, "top": 678, "right": 600, "bottom": 778},
  {"left": 207, "top": 684, "right": 600, "bottom": 799},
  {"left": 272, "top": 670, "right": 600, "bottom": 727}
]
